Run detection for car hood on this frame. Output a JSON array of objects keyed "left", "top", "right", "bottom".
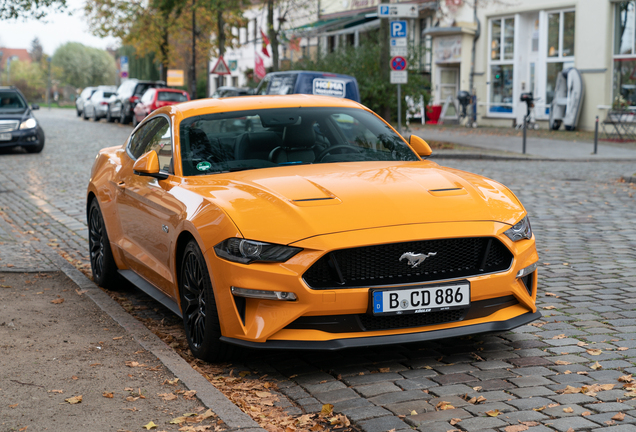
[
  {"left": 0, "top": 109, "right": 29, "bottom": 121},
  {"left": 183, "top": 161, "right": 526, "bottom": 244}
]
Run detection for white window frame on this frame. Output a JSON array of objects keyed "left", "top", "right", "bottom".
[
  {"left": 538, "top": 8, "right": 575, "bottom": 118},
  {"left": 487, "top": 15, "right": 516, "bottom": 118},
  {"left": 612, "top": 1, "right": 636, "bottom": 106}
]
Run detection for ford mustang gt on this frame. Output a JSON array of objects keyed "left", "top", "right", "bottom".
[{"left": 87, "top": 95, "right": 539, "bottom": 362}]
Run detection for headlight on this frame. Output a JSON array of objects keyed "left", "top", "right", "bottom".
[
  {"left": 504, "top": 216, "right": 532, "bottom": 242},
  {"left": 19, "top": 118, "right": 37, "bottom": 130},
  {"left": 214, "top": 238, "right": 302, "bottom": 264}
]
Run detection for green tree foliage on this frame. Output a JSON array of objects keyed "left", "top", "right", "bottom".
[
  {"left": 0, "top": 0, "right": 66, "bottom": 20},
  {"left": 5, "top": 60, "right": 46, "bottom": 100},
  {"left": 52, "top": 42, "right": 116, "bottom": 88},
  {"left": 295, "top": 37, "right": 429, "bottom": 123}
]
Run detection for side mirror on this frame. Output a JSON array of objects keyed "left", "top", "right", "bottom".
[
  {"left": 133, "top": 151, "right": 169, "bottom": 180},
  {"left": 31, "top": 103, "right": 40, "bottom": 110},
  {"left": 409, "top": 135, "right": 433, "bottom": 158}
]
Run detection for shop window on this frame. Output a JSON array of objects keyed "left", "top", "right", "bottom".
[
  {"left": 614, "top": 2, "right": 636, "bottom": 106},
  {"left": 544, "top": 10, "right": 575, "bottom": 113},
  {"left": 488, "top": 17, "right": 515, "bottom": 114}
]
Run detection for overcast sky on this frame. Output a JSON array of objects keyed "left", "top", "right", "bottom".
[{"left": 0, "top": 0, "right": 118, "bottom": 55}]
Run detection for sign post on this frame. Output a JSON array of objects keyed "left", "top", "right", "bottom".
[
  {"left": 120, "top": 56, "right": 129, "bottom": 80},
  {"left": 387, "top": 14, "right": 410, "bottom": 135}
]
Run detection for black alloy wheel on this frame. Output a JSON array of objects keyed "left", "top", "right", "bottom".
[
  {"left": 179, "top": 240, "right": 233, "bottom": 362},
  {"left": 88, "top": 200, "right": 120, "bottom": 289}
]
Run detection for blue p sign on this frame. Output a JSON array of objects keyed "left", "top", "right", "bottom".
[{"left": 390, "top": 21, "right": 407, "bottom": 38}]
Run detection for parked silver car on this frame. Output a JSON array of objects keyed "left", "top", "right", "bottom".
[
  {"left": 83, "top": 87, "right": 117, "bottom": 122},
  {"left": 76, "top": 87, "right": 96, "bottom": 117}
]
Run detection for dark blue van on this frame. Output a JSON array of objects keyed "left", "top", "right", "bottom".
[{"left": 254, "top": 71, "right": 361, "bottom": 103}]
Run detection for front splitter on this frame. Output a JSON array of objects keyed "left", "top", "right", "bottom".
[{"left": 221, "top": 310, "right": 542, "bottom": 351}]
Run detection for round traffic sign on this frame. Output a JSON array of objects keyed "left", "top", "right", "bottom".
[{"left": 390, "top": 56, "right": 407, "bottom": 71}]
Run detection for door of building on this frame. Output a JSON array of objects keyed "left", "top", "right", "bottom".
[{"left": 439, "top": 67, "right": 459, "bottom": 119}]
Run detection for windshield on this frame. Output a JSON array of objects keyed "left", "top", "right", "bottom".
[
  {"left": 158, "top": 91, "right": 188, "bottom": 102},
  {"left": 179, "top": 107, "right": 418, "bottom": 176},
  {"left": 0, "top": 91, "right": 27, "bottom": 113}
]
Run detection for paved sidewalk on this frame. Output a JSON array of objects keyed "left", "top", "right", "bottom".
[{"left": 412, "top": 126, "right": 636, "bottom": 161}]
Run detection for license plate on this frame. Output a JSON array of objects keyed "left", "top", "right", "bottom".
[
  {"left": 0, "top": 133, "right": 11, "bottom": 141},
  {"left": 371, "top": 282, "right": 470, "bottom": 316}
]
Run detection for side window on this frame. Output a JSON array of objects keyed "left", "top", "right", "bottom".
[
  {"left": 141, "top": 89, "right": 154, "bottom": 104},
  {"left": 129, "top": 118, "right": 162, "bottom": 159},
  {"left": 142, "top": 119, "right": 172, "bottom": 172},
  {"left": 256, "top": 76, "right": 271, "bottom": 95}
]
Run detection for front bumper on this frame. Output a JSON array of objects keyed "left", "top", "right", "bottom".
[
  {"left": 206, "top": 221, "right": 539, "bottom": 347},
  {"left": 0, "top": 128, "right": 41, "bottom": 148},
  {"left": 221, "top": 310, "right": 541, "bottom": 350}
]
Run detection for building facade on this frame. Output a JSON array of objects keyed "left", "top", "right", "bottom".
[{"left": 428, "top": 0, "right": 630, "bottom": 131}]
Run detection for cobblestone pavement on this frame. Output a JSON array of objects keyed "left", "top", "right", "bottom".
[{"left": 2, "top": 109, "right": 636, "bottom": 431}]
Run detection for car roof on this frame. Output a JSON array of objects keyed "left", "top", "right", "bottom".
[
  {"left": 156, "top": 88, "right": 187, "bottom": 92},
  {"left": 171, "top": 94, "right": 364, "bottom": 118}
]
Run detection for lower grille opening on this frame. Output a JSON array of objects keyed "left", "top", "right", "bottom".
[
  {"left": 359, "top": 308, "right": 467, "bottom": 331},
  {"left": 521, "top": 273, "right": 534, "bottom": 296}
]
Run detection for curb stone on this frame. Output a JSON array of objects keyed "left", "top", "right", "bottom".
[{"left": 37, "top": 240, "right": 265, "bottom": 431}]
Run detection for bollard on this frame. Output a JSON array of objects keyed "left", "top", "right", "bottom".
[
  {"left": 522, "top": 115, "right": 527, "bottom": 154},
  {"left": 594, "top": 116, "right": 598, "bottom": 155}
]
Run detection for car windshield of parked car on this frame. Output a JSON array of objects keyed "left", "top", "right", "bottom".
[
  {"left": 158, "top": 92, "right": 188, "bottom": 102},
  {"left": 179, "top": 107, "right": 418, "bottom": 176},
  {"left": 103, "top": 92, "right": 115, "bottom": 99},
  {"left": 0, "top": 92, "right": 27, "bottom": 113}
]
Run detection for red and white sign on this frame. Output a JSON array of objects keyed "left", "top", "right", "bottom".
[
  {"left": 390, "top": 56, "right": 407, "bottom": 71},
  {"left": 254, "top": 53, "right": 266, "bottom": 80},
  {"left": 210, "top": 56, "right": 231, "bottom": 75}
]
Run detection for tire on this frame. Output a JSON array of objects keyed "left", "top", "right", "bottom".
[
  {"left": 92, "top": 109, "right": 99, "bottom": 122},
  {"left": 119, "top": 106, "right": 129, "bottom": 125},
  {"left": 76, "top": 108, "right": 82, "bottom": 117},
  {"left": 88, "top": 199, "right": 121, "bottom": 289},
  {"left": 179, "top": 240, "right": 234, "bottom": 362},
  {"left": 106, "top": 108, "right": 115, "bottom": 123},
  {"left": 83, "top": 109, "right": 89, "bottom": 121},
  {"left": 25, "top": 127, "right": 45, "bottom": 154}
]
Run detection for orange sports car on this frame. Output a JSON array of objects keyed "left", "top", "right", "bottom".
[{"left": 87, "top": 95, "right": 539, "bottom": 361}]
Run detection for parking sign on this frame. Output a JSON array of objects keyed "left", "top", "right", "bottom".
[{"left": 390, "top": 21, "right": 407, "bottom": 38}]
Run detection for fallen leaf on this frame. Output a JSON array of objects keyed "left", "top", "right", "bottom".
[
  {"left": 51, "top": 298, "right": 64, "bottom": 304},
  {"left": 126, "top": 396, "right": 140, "bottom": 402},
  {"left": 90, "top": 363, "right": 101, "bottom": 367},
  {"left": 9, "top": 403, "right": 18, "bottom": 408},
  {"left": 183, "top": 390, "right": 197, "bottom": 400},
  {"left": 556, "top": 385, "right": 582, "bottom": 395},
  {"left": 64, "top": 395, "right": 82, "bottom": 404},
  {"left": 612, "top": 412, "right": 626, "bottom": 421},
  {"left": 605, "top": 420, "right": 616, "bottom": 426},
  {"left": 554, "top": 360, "right": 571, "bottom": 365},
  {"left": 577, "top": 341, "right": 588, "bottom": 347},
  {"left": 618, "top": 347, "right": 629, "bottom": 351},
  {"left": 504, "top": 426, "right": 529, "bottom": 432},
  {"left": 582, "top": 411, "right": 591, "bottom": 416},
  {"left": 321, "top": 404, "right": 334, "bottom": 416},
  {"left": 472, "top": 386, "right": 482, "bottom": 392},
  {"left": 379, "top": 367, "right": 390, "bottom": 373},
  {"left": 450, "top": 418, "right": 461, "bottom": 425},
  {"left": 410, "top": 410, "right": 418, "bottom": 415},
  {"left": 587, "top": 349, "right": 602, "bottom": 356},
  {"left": 158, "top": 393, "right": 178, "bottom": 401},
  {"left": 546, "top": 292, "right": 558, "bottom": 297},
  {"left": 485, "top": 409, "right": 500, "bottom": 417},
  {"left": 624, "top": 391, "right": 636, "bottom": 398},
  {"left": 590, "top": 361, "right": 603, "bottom": 370},
  {"left": 103, "top": 392, "right": 114, "bottom": 398},
  {"left": 619, "top": 375, "right": 633, "bottom": 383},
  {"left": 548, "top": 403, "right": 559, "bottom": 408},
  {"left": 436, "top": 401, "right": 455, "bottom": 410},
  {"left": 533, "top": 406, "right": 546, "bottom": 412},
  {"left": 542, "top": 306, "right": 556, "bottom": 310},
  {"left": 49, "top": 390, "right": 63, "bottom": 394},
  {"left": 563, "top": 407, "right": 574, "bottom": 413},
  {"left": 577, "top": 371, "right": 589, "bottom": 375},
  {"left": 239, "top": 371, "right": 251, "bottom": 378},
  {"left": 520, "top": 422, "right": 539, "bottom": 427},
  {"left": 142, "top": 421, "right": 157, "bottom": 430},
  {"left": 113, "top": 336, "right": 123, "bottom": 340},
  {"left": 553, "top": 334, "right": 566, "bottom": 340},
  {"left": 164, "top": 378, "right": 180, "bottom": 386}
]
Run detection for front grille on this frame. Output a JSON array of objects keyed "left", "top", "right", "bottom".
[
  {"left": 0, "top": 120, "right": 19, "bottom": 133},
  {"left": 359, "top": 308, "right": 467, "bottom": 331},
  {"left": 303, "top": 237, "right": 513, "bottom": 289}
]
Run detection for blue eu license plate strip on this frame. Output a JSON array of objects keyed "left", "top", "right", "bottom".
[{"left": 371, "top": 282, "right": 470, "bottom": 316}]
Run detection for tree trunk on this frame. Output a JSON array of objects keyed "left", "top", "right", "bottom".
[
  {"left": 267, "top": 0, "right": 278, "bottom": 72},
  {"left": 190, "top": 0, "right": 197, "bottom": 99},
  {"left": 160, "top": 26, "right": 169, "bottom": 83},
  {"left": 217, "top": 9, "right": 225, "bottom": 88},
  {"left": 379, "top": 1, "right": 390, "bottom": 121}
]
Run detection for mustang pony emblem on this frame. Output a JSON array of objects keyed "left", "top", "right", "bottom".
[{"left": 399, "top": 252, "right": 437, "bottom": 268}]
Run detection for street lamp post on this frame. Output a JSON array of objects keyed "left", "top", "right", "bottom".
[{"left": 47, "top": 58, "right": 52, "bottom": 109}]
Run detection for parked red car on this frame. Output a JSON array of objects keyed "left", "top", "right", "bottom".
[{"left": 132, "top": 88, "right": 190, "bottom": 126}]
